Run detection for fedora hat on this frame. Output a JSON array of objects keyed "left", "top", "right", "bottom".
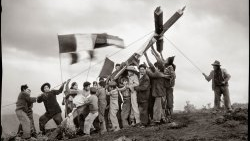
[
  {"left": 126, "top": 66, "right": 138, "bottom": 73},
  {"left": 108, "top": 81, "right": 117, "bottom": 87},
  {"left": 211, "top": 60, "right": 221, "bottom": 66},
  {"left": 41, "top": 82, "right": 51, "bottom": 92}
]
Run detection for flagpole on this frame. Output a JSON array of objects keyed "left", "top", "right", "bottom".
[
  {"left": 58, "top": 33, "right": 67, "bottom": 117},
  {"left": 59, "top": 54, "right": 64, "bottom": 82}
]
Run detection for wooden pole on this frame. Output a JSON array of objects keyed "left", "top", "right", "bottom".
[{"left": 154, "top": 6, "right": 164, "bottom": 53}]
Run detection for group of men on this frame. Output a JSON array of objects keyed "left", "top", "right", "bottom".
[{"left": 15, "top": 47, "right": 233, "bottom": 140}]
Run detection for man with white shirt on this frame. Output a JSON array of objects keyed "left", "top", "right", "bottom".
[{"left": 66, "top": 79, "right": 91, "bottom": 134}]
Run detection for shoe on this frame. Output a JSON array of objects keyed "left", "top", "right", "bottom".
[
  {"left": 76, "top": 128, "right": 84, "bottom": 135},
  {"left": 100, "top": 130, "right": 107, "bottom": 135},
  {"left": 138, "top": 124, "right": 146, "bottom": 128},
  {"left": 227, "top": 109, "right": 233, "bottom": 113},
  {"left": 114, "top": 128, "right": 120, "bottom": 132},
  {"left": 161, "top": 118, "right": 167, "bottom": 124},
  {"left": 150, "top": 122, "right": 160, "bottom": 126},
  {"left": 134, "top": 123, "right": 141, "bottom": 127},
  {"left": 131, "top": 121, "right": 136, "bottom": 126},
  {"left": 31, "top": 132, "right": 37, "bottom": 138},
  {"left": 82, "top": 134, "right": 91, "bottom": 138}
]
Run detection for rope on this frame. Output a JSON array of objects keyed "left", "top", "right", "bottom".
[
  {"left": 2, "top": 31, "right": 154, "bottom": 108},
  {"left": 164, "top": 36, "right": 203, "bottom": 73},
  {"left": 86, "top": 59, "right": 92, "bottom": 81}
]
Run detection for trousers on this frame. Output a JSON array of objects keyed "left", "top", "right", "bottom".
[
  {"left": 16, "top": 110, "right": 31, "bottom": 139},
  {"left": 214, "top": 86, "right": 232, "bottom": 110},
  {"left": 130, "top": 91, "right": 140, "bottom": 123},
  {"left": 121, "top": 98, "right": 131, "bottom": 127},
  {"left": 109, "top": 99, "right": 120, "bottom": 129},
  {"left": 39, "top": 112, "right": 63, "bottom": 134},
  {"left": 138, "top": 102, "right": 149, "bottom": 125},
  {"left": 153, "top": 97, "right": 165, "bottom": 122},
  {"left": 84, "top": 112, "right": 98, "bottom": 135}
]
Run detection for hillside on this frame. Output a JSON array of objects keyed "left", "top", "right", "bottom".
[
  {"left": 65, "top": 108, "right": 248, "bottom": 141},
  {"left": 2, "top": 105, "right": 248, "bottom": 141},
  {"left": 1, "top": 113, "right": 58, "bottom": 138}
]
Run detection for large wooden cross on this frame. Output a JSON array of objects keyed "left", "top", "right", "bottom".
[
  {"left": 113, "top": 6, "right": 186, "bottom": 80},
  {"left": 143, "top": 6, "right": 186, "bottom": 55}
]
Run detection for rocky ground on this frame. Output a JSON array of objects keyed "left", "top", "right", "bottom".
[{"left": 2, "top": 107, "right": 248, "bottom": 141}]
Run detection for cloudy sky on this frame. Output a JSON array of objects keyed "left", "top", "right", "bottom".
[{"left": 1, "top": 0, "right": 249, "bottom": 117}]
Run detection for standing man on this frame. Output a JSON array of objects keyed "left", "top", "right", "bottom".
[
  {"left": 96, "top": 81, "right": 107, "bottom": 134},
  {"left": 164, "top": 62, "right": 176, "bottom": 122},
  {"left": 145, "top": 52, "right": 169, "bottom": 125},
  {"left": 17, "top": 88, "right": 37, "bottom": 138},
  {"left": 66, "top": 80, "right": 91, "bottom": 134},
  {"left": 134, "top": 64, "right": 151, "bottom": 128},
  {"left": 16, "top": 84, "right": 37, "bottom": 140},
  {"left": 83, "top": 87, "right": 99, "bottom": 137},
  {"left": 126, "top": 66, "right": 141, "bottom": 126},
  {"left": 37, "top": 82, "right": 66, "bottom": 135},
  {"left": 202, "top": 60, "right": 232, "bottom": 112}
]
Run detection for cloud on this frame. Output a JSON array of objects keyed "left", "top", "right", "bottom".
[{"left": 1, "top": 0, "right": 249, "bottom": 114}]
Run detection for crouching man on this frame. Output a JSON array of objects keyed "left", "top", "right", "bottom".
[{"left": 37, "top": 82, "right": 66, "bottom": 135}]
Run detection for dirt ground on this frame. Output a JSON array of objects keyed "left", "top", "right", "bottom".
[
  {"left": 64, "top": 108, "right": 248, "bottom": 141},
  {"left": 2, "top": 108, "right": 247, "bottom": 141}
]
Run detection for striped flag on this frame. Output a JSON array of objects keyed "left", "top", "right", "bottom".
[{"left": 58, "top": 33, "right": 124, "bottom": 64}]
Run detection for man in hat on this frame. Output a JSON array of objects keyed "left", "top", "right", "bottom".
[
  {"left": 16, "top": 84, "right": 37, "bottom": 140},
  {"left": 202, "top": 60, "right": 232, "bottom": 112},
  {"left": 126, "top": 65, "right": 141, "bottom": 126},
  {"left": 37, "top": 82, "right": 66, "bottom": 135},
  {"left": 134, "top": 64, "right": 151, "bottom": 128}
]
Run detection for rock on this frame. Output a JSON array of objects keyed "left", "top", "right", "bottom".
[
  {"left": 114, "top": 136, "right": 132, "bottom": 141},
  {"left": 223, "top": 120, "right": 240, "bottom": 128},
  {"left": 215, "top": 116, "right": 226, "bottom": 124}
]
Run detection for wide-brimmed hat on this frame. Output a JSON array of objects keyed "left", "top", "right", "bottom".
[
  {"left": 41, "top": 82, "right": 51, "bottom": 92},
  {"left": 211, "top": 60, "right": 221, "bottom": 66},
  {"left": 108, "top": 81, "right": 117, "bottom": 87},
  {"left": 138, "top": 64, "right": 147, "bottom": 69},
  {"left": 126, "top": 66, "right": 138, "bottom": 73}
]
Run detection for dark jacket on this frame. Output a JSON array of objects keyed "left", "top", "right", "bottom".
[
  {"left": 147, "top": 66, "right": 166, "bottom": 97},
  {"left": 37, "top": 85, "right": 64, "bottom": 116},
  {"left": 134, "top": 74, "right": 151, "bottom": 103},
  {"left": 164, "top": 65, "right": 176, "bottom": 88},
  {"left": 16, "top": 92, "right": 36, "bottom": 112}
]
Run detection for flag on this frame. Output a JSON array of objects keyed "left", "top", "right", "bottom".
[
  {"left": 58, "top": 33, "right": 124, "bottom": 64},
  {"left": 98, "top": 57, "right": 114, "bottom": 78}
]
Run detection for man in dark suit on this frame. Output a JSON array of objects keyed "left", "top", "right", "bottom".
[
  {"left": 37, "top": 82, "right": 66, "bottom": 135},
  {"left": 134, "top": 64, "right": 151, "bottom": 128}
]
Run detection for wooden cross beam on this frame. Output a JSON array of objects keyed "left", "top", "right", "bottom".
[
  {"left": 154, "top": 6, "right": 164, "bottom": 53},
  {"left": 113, "top": 6, "right": 185, "bottom": 80},
  {"left": 142, "top": 6, "right": 186, "bottom": 55}
]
